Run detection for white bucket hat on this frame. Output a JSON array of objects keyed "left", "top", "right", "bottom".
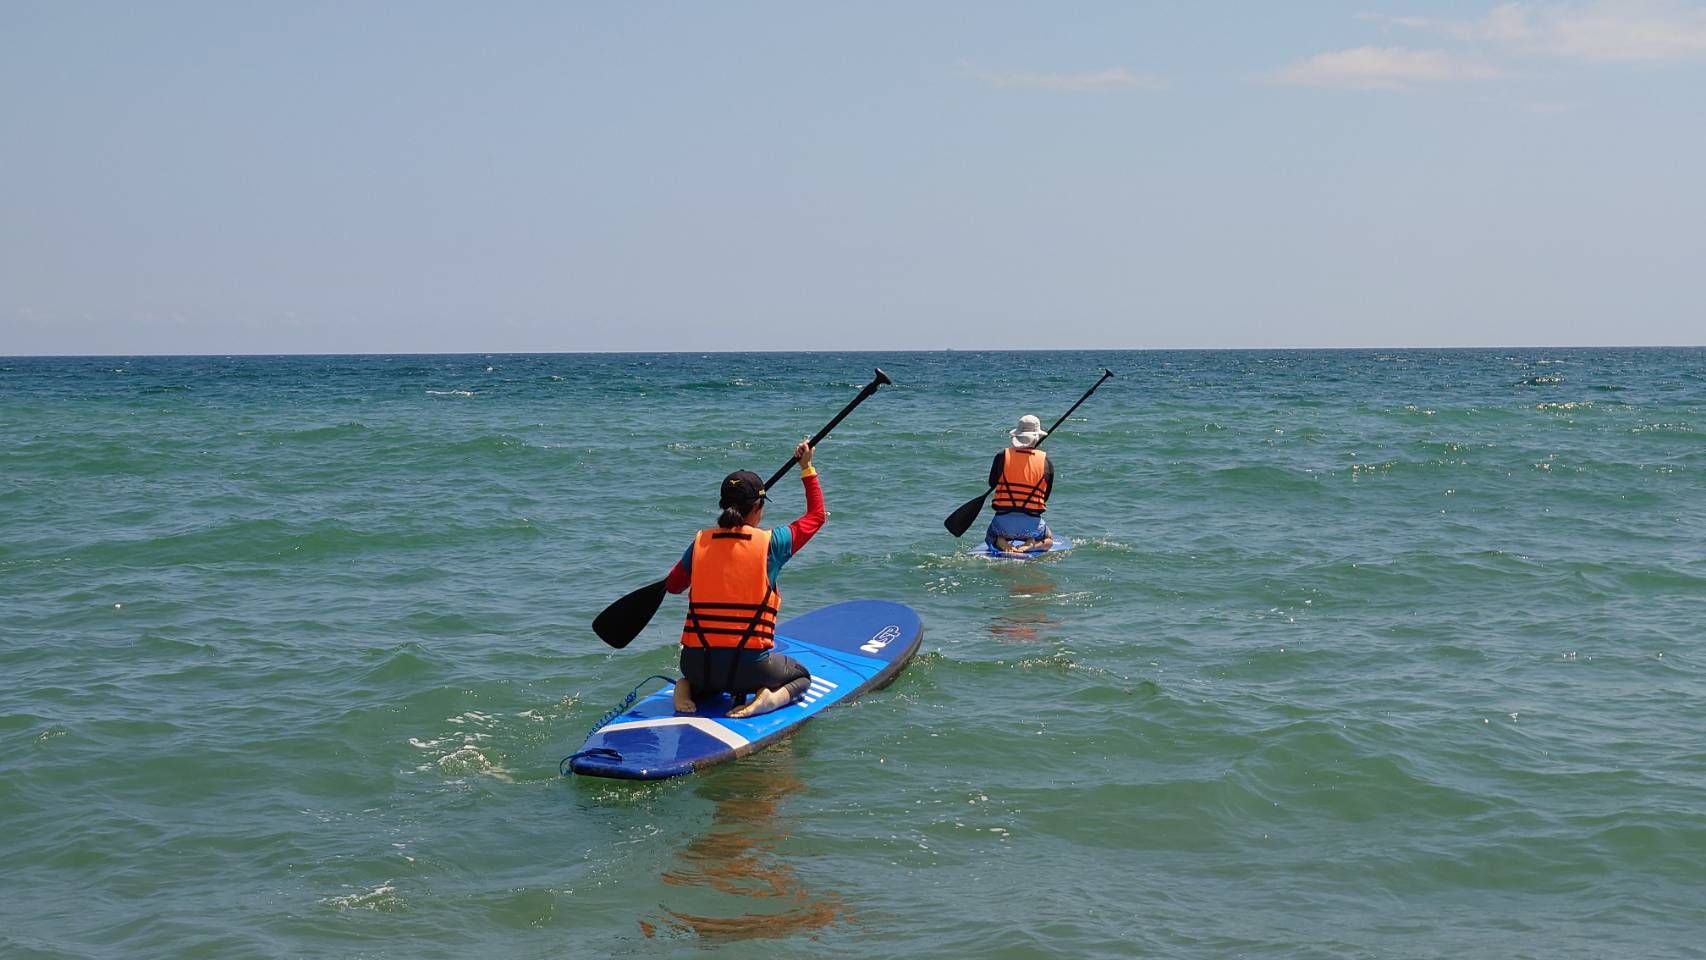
[{"left": 1009, "top": 414, "right": 1047, "bottom": 448}]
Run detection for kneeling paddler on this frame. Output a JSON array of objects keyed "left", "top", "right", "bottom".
[
  {"left": 665, "top": 439, "right": 824, "bottom": 719},
  {"left": 984, "top": 414, "right": 1055, "bottom": 556}
]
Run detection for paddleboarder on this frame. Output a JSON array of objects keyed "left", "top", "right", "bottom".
[
  {"left": 942, "top": 372, "right": 1107, "bottom": 549},
  {"left": 667, "top": 439, "right": 824, "bottom": 719},
  {"left": 985, "top": 414, "right": 1055, "bottom": 556}
]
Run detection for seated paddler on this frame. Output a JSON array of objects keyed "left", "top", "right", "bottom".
[
  {"left": 985, "top": 414, "right": 1055, "bottom": 556},
  {"left": 664, "top": 439, "right": 824, "bottom": 719}
]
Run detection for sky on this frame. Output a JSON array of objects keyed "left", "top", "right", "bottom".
[{"left": 2, "top": 1, "right": 1703, "bottom": 354}]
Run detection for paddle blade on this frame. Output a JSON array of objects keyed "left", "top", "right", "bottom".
[
  {"left": 592, "top": 578, "right": 668, "bottom": 649},
  {"left": 943, "top": 491, "right": 990, "bottom": 538}
]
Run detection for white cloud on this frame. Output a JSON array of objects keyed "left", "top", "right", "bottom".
[
  {"left": 1373, "top": 1, "right": 1706, "bottom": 63},
  {"left": 1272, "top": 46, "right": 1502, "bottom": 89},
  {"left": 965, "top": 63, "right": 1168, "bottom": 92},
  {"left": 1356, "top": 12, "right": 1442, "bottom": 31},
  {"left": 1499, "top": 1, "right": 1706, "bottom": 61}
]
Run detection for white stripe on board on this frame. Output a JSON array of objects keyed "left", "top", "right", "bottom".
[
  {"left": 802, "top": 680, "right": 838, "bottom": 701},
  {"left": 598, "top": 716, "right": 750, "bottom": 750}
]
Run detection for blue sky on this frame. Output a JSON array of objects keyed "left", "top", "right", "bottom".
[{"left": 2, "top": 1, "right": 1703, "bottom": 354}]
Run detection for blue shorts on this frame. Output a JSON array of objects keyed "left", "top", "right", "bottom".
[{"left": 986, "top": 512, "right": 1050, "bottom": 545}]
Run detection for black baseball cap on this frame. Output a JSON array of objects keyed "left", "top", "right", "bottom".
[{"left": 719, "top": 470, "right": 768, "bottom": 510}]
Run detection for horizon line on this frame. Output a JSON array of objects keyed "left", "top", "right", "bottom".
[{"left": 5, "top": 343, "right": 1704, "bottom": 360}]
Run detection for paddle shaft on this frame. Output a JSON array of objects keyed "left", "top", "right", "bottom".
[
  {"left": 763, "top": 367, "right": 892, "bottom": 490},
  {"left": 979, "top": 366, "right": 1114, "bottom": 485},
  {"left": 592, "top": 367, "right": 892, "bottom": 648},
  {"left": 1034, "top": 368, "right": 1115, "bottom": 450}
]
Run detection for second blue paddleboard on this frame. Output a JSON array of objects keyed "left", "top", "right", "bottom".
[{"left": 970, "top": 533, "right": 1075, "bottom": 560}]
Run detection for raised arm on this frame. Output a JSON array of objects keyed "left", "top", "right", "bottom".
[{"left": 787, "top": 439, "right": 826, "bottom": 550}]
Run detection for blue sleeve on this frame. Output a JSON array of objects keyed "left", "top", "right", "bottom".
[
  {"left": 768, "top": 525, "right": 794, "bottom": 582},
  {"left": 680, "top": 544, "right": 693, "bottom": 573}
]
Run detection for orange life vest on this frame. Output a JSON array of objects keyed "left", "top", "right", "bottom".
[
  {"left": 680, "top": 526, "right": 779, "bottom": 650},
  {"left": 992, "top": 447, "right": 1049, "bottom": 514}
]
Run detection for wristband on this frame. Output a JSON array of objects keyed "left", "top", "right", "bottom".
[{"left": 800, "top": 464, "right": 818, "bottom": 479}]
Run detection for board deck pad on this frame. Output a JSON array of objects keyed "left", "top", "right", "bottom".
[
  {"left": 970, "top": 533, "right": 1074, "bottom": 560},
  {"left": 566, "top": 599, "right": 923, "bottom": 780}
]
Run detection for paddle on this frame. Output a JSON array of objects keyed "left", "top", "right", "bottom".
[
  {"left": 942, "top": 368, "right": 1114, "bottom": 538},
  {"left": 592, "top": 368, "right": 894, "bottom": 649}
]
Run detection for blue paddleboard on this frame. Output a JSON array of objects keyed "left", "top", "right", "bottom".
[
  {"left": 970, "top": 534, "right": 1074, "bottom": 560},
  {"left": 566, "top": 599, "right": 924, "bottom": 780}
]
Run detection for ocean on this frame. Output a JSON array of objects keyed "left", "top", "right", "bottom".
[{"left": 2, "top": 349, "right": 1703, "bottom": 958}]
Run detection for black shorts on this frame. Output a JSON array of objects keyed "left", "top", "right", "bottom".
[{"left": 679, "top": 647, "right": 812, "bottom": 700}]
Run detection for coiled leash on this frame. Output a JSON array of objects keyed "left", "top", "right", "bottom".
[{"left": 559, "top": 674, "right": 679, "bottom": 775}]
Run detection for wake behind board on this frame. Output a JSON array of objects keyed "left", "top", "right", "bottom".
[
  {"left": 566, "top": 599, "right": 923, "bottom": 780},
  {"left": 970, "top": 534, "right": 1074, "bottom": 561}
]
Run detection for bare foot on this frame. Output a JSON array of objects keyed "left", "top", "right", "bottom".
[
  {"left": 1027, "top": 537, "right": 1052, "bottom": 553},
  {"left": 672, "top": 679, "right": 696, "bottom": 714},
  {"left": 726, "top": 687, "right": 791, "bottom": 719}
]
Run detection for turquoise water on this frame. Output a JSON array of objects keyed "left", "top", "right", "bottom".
[{"left": 2, "top": 349, "right": 1703, "bottom": 958}]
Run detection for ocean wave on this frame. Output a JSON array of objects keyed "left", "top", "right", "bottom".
[
  {"left": 64, "top": 516, "right": 544, "bottom": 567},
  {"left": 270, "top": 421, "right": 369, "bottom": 443},
  {"left": 665, "top": 378, "right": 765, "bottom": 392},
  {"left": 359, "top": 644, "right": 442, "bottom": 682},
  {"left": 408, "top": 433, "right": 534, "bottom": 457},
  {"left": 13, "top": 440, "right": 191, "bottom": 478},
  {"left": 1205, "top": 464, "right": 1323, "bottom": 492},
  {"left": 322, "top": 881, "right": 402, "bottom": 911},
  {"left": 432, "top": 743, "right": 512, "bottom": 781},
  {"left": 1349, "top": 459, "right": 1398, "bottom": 477},
  {"left": 1618, "top": 565, "right": 1706, "bottom": 591}
]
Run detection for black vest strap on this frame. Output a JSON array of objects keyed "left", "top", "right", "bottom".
[
  {"left": 720, "top": 583, "right": 778, "bottom": 694},
  {"left": 684, "top": 601, "right": 779, "bottom": 647}
]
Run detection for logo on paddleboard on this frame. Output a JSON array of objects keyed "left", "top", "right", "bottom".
[{"left": 861, "top": 625, "right": 902, "bottom": 654}]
